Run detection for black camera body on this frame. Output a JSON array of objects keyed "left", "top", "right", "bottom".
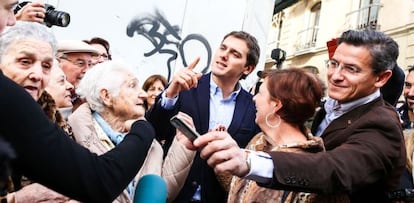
[{"left": 14, "top": 1, "right": 70, "bottom": 27}]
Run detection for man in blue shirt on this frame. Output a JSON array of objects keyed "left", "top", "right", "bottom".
[{"left": 146, "top": 31, "right": 261, "bottom": 203}]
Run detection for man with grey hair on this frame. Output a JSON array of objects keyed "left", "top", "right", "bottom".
[{"left": 55, "top": 40, "right": 98, "bottom": 110}]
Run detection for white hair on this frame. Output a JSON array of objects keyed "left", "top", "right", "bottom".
[
  {"left": 76, "top": 60, "right": 137, "bottom": 112},
  {"left": 0, "top": 21, "right": 57, "bottom": 62}
]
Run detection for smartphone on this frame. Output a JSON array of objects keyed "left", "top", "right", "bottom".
[{"left": 170, "top": 115, "right": 200, "bottom": 142}]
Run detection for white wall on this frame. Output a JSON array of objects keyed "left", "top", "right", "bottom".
[{"left": 48, "top": 0, "right": 275, "bottom": 90}]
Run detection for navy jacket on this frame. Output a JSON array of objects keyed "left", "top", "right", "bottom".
[{"left": 146, "top": 73, "right": 259, "bottom": 203}]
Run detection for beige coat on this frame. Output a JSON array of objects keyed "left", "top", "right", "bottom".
[{"left": 68, "top": 103, "right": 195, "bottom": 203}]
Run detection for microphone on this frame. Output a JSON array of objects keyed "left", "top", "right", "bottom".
[{"left": 134, "top": 174, "right": 167, "bottom": 203}]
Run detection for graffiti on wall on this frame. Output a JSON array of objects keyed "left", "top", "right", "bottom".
[{"left": 126, "top": 9, "right": 212, "bottom": 81}]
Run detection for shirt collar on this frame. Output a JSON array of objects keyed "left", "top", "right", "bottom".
[
  {"left": 209, "top": 75, "right": 241, "bottom": 101},
  {"left": 325, "top": 89, "right": 381, "bottom": 114}
]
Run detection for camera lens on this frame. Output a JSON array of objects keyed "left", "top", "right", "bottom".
[
  {"left": 50, "top": 11, "right": 70, "bottom": 27},
  {"left": 44, "top": 4, "right": 70, "bottom": 27}
]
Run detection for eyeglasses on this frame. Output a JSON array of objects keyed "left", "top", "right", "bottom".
[
  {"left": 60, "top": 57, "right": 92, "bottom": 68},
  {"left": 93, "top": 53, "right": 109, "bottom": 60},
  {"left": 325, "top": 59, "right": 361, "bottom": 75}
]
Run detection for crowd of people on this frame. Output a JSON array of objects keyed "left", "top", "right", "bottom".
[{"left": 0, "top": 0, "right": 413, "bottom": 203}]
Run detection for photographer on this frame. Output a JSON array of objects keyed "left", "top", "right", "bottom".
[
  {"left": 14, "top": 1, "right": 69, "bottom": 27},
  {"left": 14, "top": 1, "right": 45, "bottom": 23}
]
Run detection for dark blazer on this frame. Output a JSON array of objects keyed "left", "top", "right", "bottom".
[
  {"left": 0, "top": 71, "right": 154, "bottom": 202},
  {"left": 263, "top": 97, "right": 406, "bottom": 203},
  {"left": 146, "top": 73, "right": 260, "bottom": 203}
]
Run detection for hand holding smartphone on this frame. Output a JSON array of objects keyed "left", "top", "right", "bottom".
[{"left": 170, "top": 115, "right": 200, "bottom": 142}]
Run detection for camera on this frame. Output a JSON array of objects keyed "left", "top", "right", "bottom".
[{"left": 14, "top": 1, "right": 70, "bottom": 27}]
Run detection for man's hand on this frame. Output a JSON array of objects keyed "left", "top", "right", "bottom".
[
  {"left": 165, "top": 57, "right": 202, "bottom": 98},
  {"left": 193, "top": 131, "right": 250, "bottom": 177},
  {"left": 15, "top": 1, "right": 46, "bottom": 23}
]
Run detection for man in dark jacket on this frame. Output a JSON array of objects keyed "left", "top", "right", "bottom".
[
  {"left": 146, "top": 31, "right": 261, "bottom": 203},
  {"left": 190, "top": 29, "right": 406, "bottom": 202}
]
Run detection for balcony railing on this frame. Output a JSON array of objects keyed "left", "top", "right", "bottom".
[
  {"left": 345, "top": 3, "right": 381, "bottom": 30},
  {"left": 295, "top": 26, "right": 319, "bottom": 51}
]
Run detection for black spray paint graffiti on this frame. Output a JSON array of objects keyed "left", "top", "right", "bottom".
[{"left": 126, "top": 10, "right": 212, "bottom": 81}]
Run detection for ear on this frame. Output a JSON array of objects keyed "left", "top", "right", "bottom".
[
  {"left": 243, "top": 65, "right": 255, "bottom": 76},
  {"left": 99, "top": 89, "right": 112, "bottom": 106},
  {"left": 272, "top": 100, "right": 283, "bottom": 113},
  {"left": 374, "top": 70, "right": 392, "bottom": 88}
]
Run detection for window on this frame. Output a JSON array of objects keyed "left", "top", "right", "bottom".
[
  {"left": 345, "top": 0, "right": 381, "bottom": 30},
  {"left": 296, "top": 2, "right": 321, "bottom": 50},
  {"left": 358, "top": 0, "right": 380, "bottom": 29}
]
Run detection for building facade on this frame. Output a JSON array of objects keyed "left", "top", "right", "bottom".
[{"left": 266, "top": 0, "right": 414, "bottom": 80}]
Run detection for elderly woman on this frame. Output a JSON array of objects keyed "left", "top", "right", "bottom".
[
  {"left": 45, "top": 60, "right": 74, "bottom": 120},
  {"left": 68, "top": 60, "right": 195, "bottom": 203},
  {"left": 0, "top": 21, "right": 74, "bottom": 202}
]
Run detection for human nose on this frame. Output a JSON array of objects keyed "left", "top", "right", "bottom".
[
  {"left": 66, "top": 80, "right": 74, "bottom": 91},
  {"left": 138, "top": 89, "right": 148, "bottom": 99},
  {"left": 408, "top": 86, "right": 414, "bottom": 96},
  {"left": 7, "top": 13, "right": 16, "bottom": 26},
  {"left": 29, "top": 64, "right": 44, "bottom": 81},
  {"left": 218, "top": 49, "right": 229, "bottom": 60},
  {"left": 328, "top": 65, "right": 345, "bottom": 80}
]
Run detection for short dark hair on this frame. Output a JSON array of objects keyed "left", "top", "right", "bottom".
[
  {"left": 408, "top": 65, "right": 414, "bottom": 73},
  {"left": 338, "top": 30, "right": 398, "bottom": 74},
  {"left": 222, "top": 31, "right": 260, "bottom": 79},
  {"left": 84, "top": 37, "right": 112, "bottom": 60}
]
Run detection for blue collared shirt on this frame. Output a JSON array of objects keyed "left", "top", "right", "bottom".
[
  {"left": 316, "top": 90, "right": 381, "bottom": 136},
  {"left": 208, "top": 76, "right": 240, "bottom": 130},
  {"left": 160, "top": 75, "right": 241, "bottom": 130}
]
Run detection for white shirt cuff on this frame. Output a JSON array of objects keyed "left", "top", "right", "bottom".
[{"left": 244, "top": 150, "right": 273, "bottom": 184}]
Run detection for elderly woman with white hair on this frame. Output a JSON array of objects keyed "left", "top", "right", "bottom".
[{"left": 68, "top": 60, "right": 195, "bottom": 203}]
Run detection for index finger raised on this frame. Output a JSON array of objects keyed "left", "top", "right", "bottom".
[{"left": 187, "top": 57, "right": 200, "bottom": 71}]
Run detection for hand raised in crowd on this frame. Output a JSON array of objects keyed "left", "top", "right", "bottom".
[
  {"left": 192, "top": 130, "right": 250, "bottom": 177},
  {"left": 165, "top": 57, "right": 202, "bottom": 98},
  {"left": 15, "top": 1, "right": 46, "bottom": 23}
]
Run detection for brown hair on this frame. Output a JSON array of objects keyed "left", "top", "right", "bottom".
[
  {"left": 84, "top": 37, "right": 111, "bottom": 60},
  {"left": 142, "top": 74, "right": 168, "bottom": 92},
  {"left": 262, "top": 68, "right": 323, "bottom": 130}
]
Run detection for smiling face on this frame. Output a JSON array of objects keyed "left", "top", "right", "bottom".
[
  {"left": 211, "top": 35, "right": 254, "bottom": 83},
  {"left": 145, "top": 79, "right": 165, "bottom": 108},
  {"left": 109, "top": 72, "right": 148, "bottom": 120},
  {"left": 0, "top": 37, "right": 54, "bottom": 101},
  {"left": 45, "top": 64, "right": 74, "bottom": 108},
  {"left": 327, "top": 43, "right": 386, "bottom": 103},
  {"left": 252, "top": 78, "right": 277, "bottom": 129},
  {"left": 403, "top": 71, "right": 414, "bottom": 110}
]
